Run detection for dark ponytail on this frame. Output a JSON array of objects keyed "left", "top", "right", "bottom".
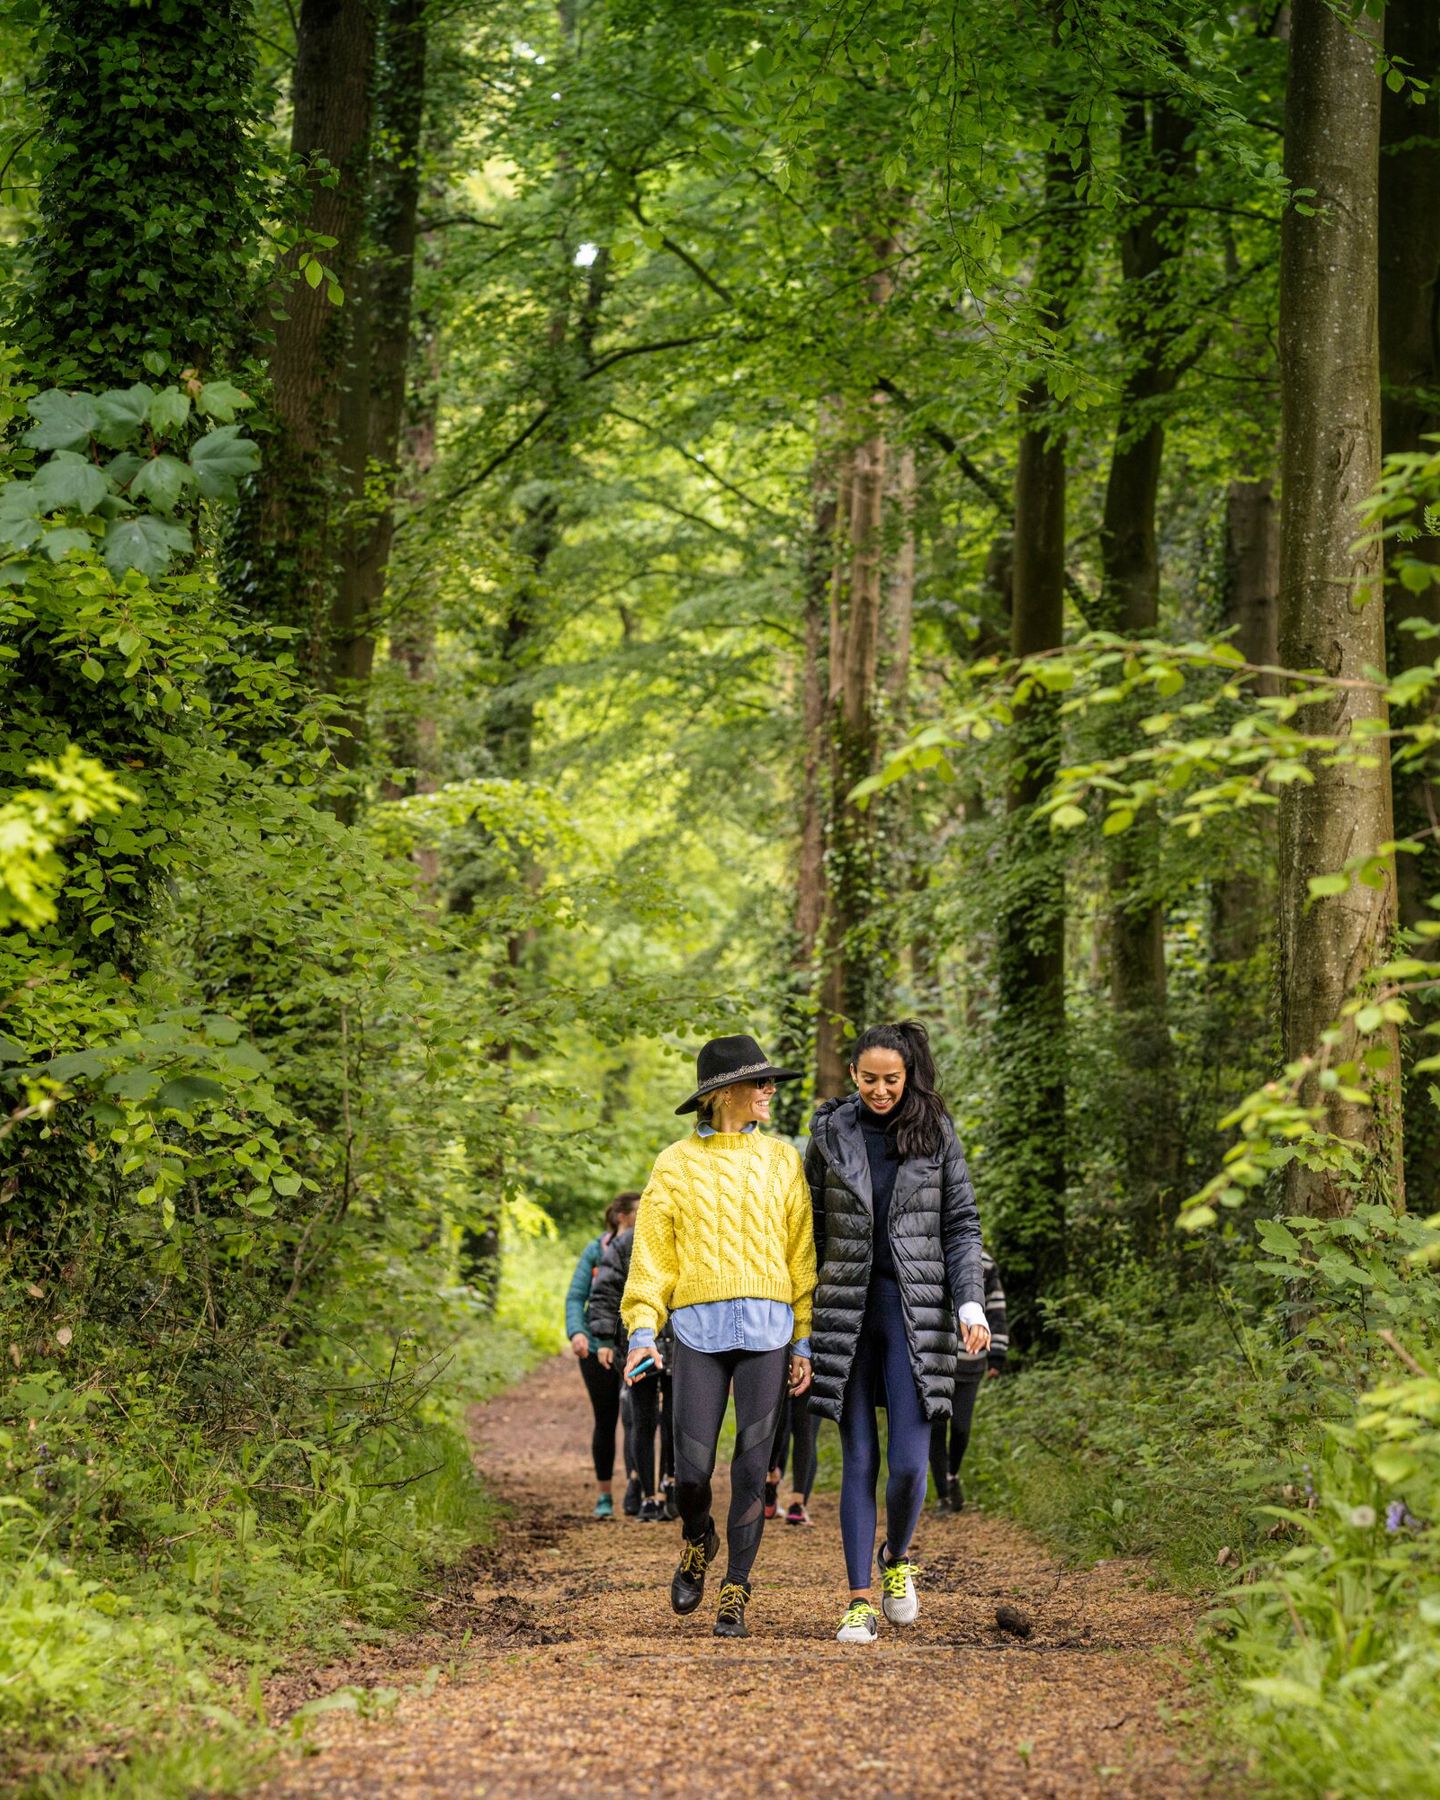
[
  {"left": 849, "top": 1020, "right": 949, "bottom": 1159},
  {"left": 605, "top": 1190, "right": 641, "bottom": 1233}
]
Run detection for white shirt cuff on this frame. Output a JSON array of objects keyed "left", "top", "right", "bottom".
[{"left": 958, "top": 1303, "right": 989, "bottom": 1331}]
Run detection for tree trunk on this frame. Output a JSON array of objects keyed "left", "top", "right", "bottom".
[
  {"left": 19, "top": 0, "right": 259, "bottom": 386},
  {"left": 230, "top": 0, "right": 377, "bottom": 658},
  {"left": 1277, "top": 0, "right": 1399, "bottom": 1218},
  {"left": 775, "top": 474, "right": 835, "bottom": 1135},
  {"left": 1212, "top": 475, "right": 1280, "bottom": 964},
  {"left": 330, "top": 0, "right": 428, "bottom": 761},
  {"left": 816, "top": 421, "right": 889, "bottom": 1097},
  {"left": 987, "top": 151, "right": 1080, "bottom": 1349},
  {"left": 1099, "top": 92, "right": 1192, "bottom": 1251},
  {"left": 1379, "top": 0, "right": 1440, "bottom": 1213}
]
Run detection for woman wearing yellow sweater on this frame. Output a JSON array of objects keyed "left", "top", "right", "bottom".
[{"left": 621, "top": 1034, "right": 816, "bottom": 1640}]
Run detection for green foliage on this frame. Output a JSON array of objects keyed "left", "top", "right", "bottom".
[
  {"left": 0, "top": 373, "right": 259, "bottom": 583},
  {"left": 12, "top": 0, "right": 265, "bottom": 386}
]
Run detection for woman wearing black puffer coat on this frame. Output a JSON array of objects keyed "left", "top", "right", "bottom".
[{"left": 806, "top": 1020, "right": 989, "bottom": 1645}]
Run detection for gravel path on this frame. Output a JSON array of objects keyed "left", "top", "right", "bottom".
[{"left": 258, "top": 1354, "right": 1222, "bottom": 1798}]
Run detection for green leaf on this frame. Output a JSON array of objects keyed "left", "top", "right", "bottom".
[
  {"left": 196, "top": 380, "right": 253, "bottom": 423},
  {"left": 1050, "top": 803, "right": 1087, "bottom": 830},
  {"left": 0, "top": 515, "right": 42, "bottom": 553},
  {"left": 41, "top": 528, "right": 92, "bottom": 562},
  {"left": 1241, "top": 1677, "right": 1324, "bottom": 1709},
  {"left": 141, "top": 350, "right": 169, "bottom": 376},
  {"left": 189, "top": 425, "right": 260, "bottom": 501},
  {"left": 1355, "top": 1004, "right": 1384, "bottom": 1034},
  {"left": 303, "top": 257, "right": 324, "bottom": 289},
  {"left": 156, "top": 1075, "right": 226, "bottom": 1111},
  {"left": 147, "top": 388, "right": 191, "bottom": 435},
  {"left": 103, "top": 515, "right": 192, "bottom": 580},
  {"left": 129, "top": 454, "right": 194, "bottom": 515},
  {"left": 1101, "top": 808, "right": 1134, "bottom": 836},
  {"left": 94, "top": 384, "right": 154, "bottom": 444},
  {"left": 1307, "top": 872, "right": 1350, "bottom": 900},
  {"left": 30, "top": 452, "right": 109, "bottom": 516},
  {"left": 23, "top": 390, "right": 99, "bottom": 452},
  {"left": 1372, "top": 1446, "right": 1416, "bottom": 1484}
]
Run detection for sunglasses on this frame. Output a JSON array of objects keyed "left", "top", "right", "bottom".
[{"left": 749, "top": 1078, "right": 778, "bottom": 1092}]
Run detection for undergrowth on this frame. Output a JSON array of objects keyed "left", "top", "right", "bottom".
[
  {"left": 960, "top": 1213, "right": 1440, "bottom": 1798},
  {"left": 0, "top": 1221, "right": 567, "bottom": 1796}
]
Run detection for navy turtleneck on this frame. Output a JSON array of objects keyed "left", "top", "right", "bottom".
[{"left": 858, "top": 1100, "right": 903, "bottom": 1279}]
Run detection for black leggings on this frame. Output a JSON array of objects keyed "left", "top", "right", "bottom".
[
  {"left": 628, "top": 1370, "right": 674, "bottom": 1494},
  {"left": 769, "top": 1392, "right": 818, "bottom": 1500},
  {"left": 929, "top": 1373, "right": 982, "bottom": 1488},
  {"left": 671, "top": 1341, "right": 787, "bottom": 1587},
  {"left": 578, "top": 1353, "right": 621, "bottom": 1482}
]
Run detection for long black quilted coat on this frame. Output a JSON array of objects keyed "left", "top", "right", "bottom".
[{"left": 805, "top": 1093, "right": 984, "bottom": 1424}]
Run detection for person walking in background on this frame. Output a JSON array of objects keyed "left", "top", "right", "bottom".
[
  {"left": 621, "top": 1034, "right": 817, "bottom": 1640},
  {"left": 930, "top": 1249, "right": 1008, "bottom": 1512},
  {"left": 564, "top": 1192, "right": 639, "bottom": 1520},
  {"left": 806, "top": 1021, "right": 989, "bottom": 1645},
  {"left": 765, "top": 1391, "right": 819, "bottom": 1525},
  {"left": 590, "top": 1224, "right": 675, "bottom": 1521}
]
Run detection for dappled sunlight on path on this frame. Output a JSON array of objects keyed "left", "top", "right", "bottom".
[{"left": 259, "top": 1356, "right": 1221, "bottom": 1798}]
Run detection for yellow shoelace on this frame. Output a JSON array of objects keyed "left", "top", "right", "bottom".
[
  {"left": 716, "top": 1582, "right": 748, "bottom": 1618},
  {"left": 679, "top": 1538, "right": 709, "bottom": 1576},
  {"left": 882, "top": 1559, "right": 916, "bottom": 1596},
  {"left": 841, "top": 1600, "right": 876, "bottom": 1627}
]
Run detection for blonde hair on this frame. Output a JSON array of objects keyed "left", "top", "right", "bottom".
[{"left": 697, "top": 1084, "right": 740, "bottom": 1126}]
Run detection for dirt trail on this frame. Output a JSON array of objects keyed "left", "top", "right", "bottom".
[{"left": 259, "top": 1355, "right": 1221, "bottom": 1798}]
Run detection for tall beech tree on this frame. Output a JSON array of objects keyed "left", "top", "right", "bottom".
[
  {"left": 988, "top": 127, "right": 1080, "bottom": 1346},
  {"left": 331, "top": 0, "right": 430, "bottom": 761},
  {"left": 1277, "top": 0, "right": 1399, "bottom": 1216},
  {"left": 1097, "top": 87, "right": 1192, "bottom": 1246},
  {"left": 231, "top": 0, "right": 378, "bottom": 659},
  {"left": 1379, "top": 0, "right": 1440, "bottom": 1211}
]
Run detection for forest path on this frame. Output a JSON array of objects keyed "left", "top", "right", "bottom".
[{"left": 258, "top": 1355, "right": 1221, "bottom": 1799}]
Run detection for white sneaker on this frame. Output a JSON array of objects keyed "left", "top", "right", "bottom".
[
  {"left": 836, "top": 1599, "right": 879, "bottom": 1643},
  {"left": 879, "top": 1546, "right": 918, "bottom": 1624}
]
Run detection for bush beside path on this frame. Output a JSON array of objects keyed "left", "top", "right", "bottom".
[{"left": 258, "top": 1355, "right": 1226, "bottom": 1799}]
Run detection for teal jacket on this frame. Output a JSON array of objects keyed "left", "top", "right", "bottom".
[{"left": 565, "top": 1234, "right": 608, "bottom": 1350}]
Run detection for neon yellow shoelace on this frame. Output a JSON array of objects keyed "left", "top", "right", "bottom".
[
  {"left": 841, "top": 1601, "right": 876, "bottom": 1627},
  {"left": 679, "top": 1539, "right": 709, "bottom": 1576},
  {"left": 882, "top": 1560, "right": 916, "bottom": 1596}
]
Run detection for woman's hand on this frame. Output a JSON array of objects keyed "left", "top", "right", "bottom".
[
  {"left": 624, "top": 1342, "right": 662, "bottom": 1385},
  {"left": 961, "top": 1320, "right": 991, "bottom": 1356},
  {"left": 789, "top": 1353, "right": 812, "bottom": 1396},
  {"left": 596, "top": 1345, "right": 614, "bottom": 1369},
  {"left": 570, "top": 1332, "right": 589, "bottom": 1359}
]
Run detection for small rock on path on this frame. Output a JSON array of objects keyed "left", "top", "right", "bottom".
[{"left": 258, "top": 1354, "right": 1221, "bottom": 1798}]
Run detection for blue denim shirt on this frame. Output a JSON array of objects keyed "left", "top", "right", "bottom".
[{"left": 629, "top": 1120, "right": 812, "bottom": 1359}]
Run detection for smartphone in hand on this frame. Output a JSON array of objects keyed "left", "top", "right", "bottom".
[{"left": 627, "top": 1355, "right": 657, "bottom": 1384}]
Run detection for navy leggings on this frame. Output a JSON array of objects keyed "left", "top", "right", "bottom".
[{"left": 838, "top": 1276, "right": 932, "bottom": 1590}]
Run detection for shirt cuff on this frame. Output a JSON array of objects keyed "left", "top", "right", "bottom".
[
  {"left": 958, "top": 1303, "right": 989, "bottom": 1331},
  {"left": 791, "top": 1337, "right": 812, "bottom": 1358},
  {"left": 629, "top": 1327, "right": 656, "bottom": 1349}
]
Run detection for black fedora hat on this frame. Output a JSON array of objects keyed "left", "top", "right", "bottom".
[{"left": 675, "top": 1034, "right": 801, "bottom": 1116}]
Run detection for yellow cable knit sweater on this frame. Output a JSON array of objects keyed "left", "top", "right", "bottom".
[{"left": 620, "top": 1129, "right": 816, "bottom": 1341}]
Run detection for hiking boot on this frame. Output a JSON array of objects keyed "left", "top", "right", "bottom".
[
  {"left": 670, "top": 1523, "right": 720, "bottom": 1615},
  {"left": 835, "top": 1599, "right": 878, "bottom": 1643},
  {"left": 785, "top": 1501, "right": 809, "bottom": 1526},
  {"left": 594, "top": 1492, "right": 614, "bottom": 1521},
  {"left": 622, "top": 1474, "right": 642, "bottom": 1517},
  {"left": 947, "top": 1475, "right": 964, "bottom": 1513},
  {"left": 763, "top": 1480, "right": 779, "bottom": 1519},
  {"left": 713, "top": 1581, "right": 751, "bottom": 1638},
  {"left": 878, "top": 1543, "right": 919, "bottom": 1624},
  {"left": 639, "top": 1497, "right": 663, "bottom": 1522}
]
